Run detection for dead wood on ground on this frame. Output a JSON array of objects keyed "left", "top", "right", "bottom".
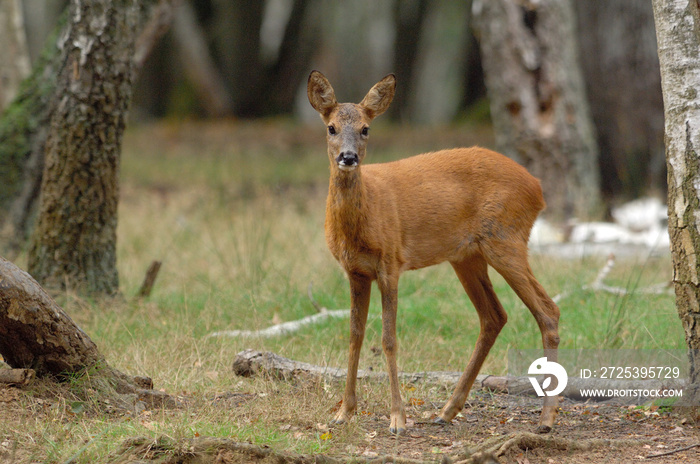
[
  {"left": 232, "top": 349, "right": 686, "bottom": 403},
  {"left": 0, "top": 368, "right": 34, "bottom": 386},
  {"left": 0, "top": 256, "right": 175, "bottom": 411}
]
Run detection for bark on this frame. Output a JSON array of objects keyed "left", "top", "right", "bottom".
[
  {"left": 408, "top": 1, "right": 473, "bottom": 124},
  {"left": 575, "top": 0, "right": 665, "bottom": 202},
  {"left": 0, "top": 256, "right": 173, "bottom": 408},
  {"left": 133, "top": 0, "right": 174, "bottom": 69},
  {"left": 0, "top": 0, "right": 31, "bottom": 112},
  {"left": 472, "top": 0, "right": 600, "bottom": 220},
  {"left": 27, "top": 0, "right": 141, "bottom": 295},
  {"left": 0, "top": 256, "right": 106, "bottom": 375},
  {"left": 652, "top": 0, "right": 700, "bottom": 395}
]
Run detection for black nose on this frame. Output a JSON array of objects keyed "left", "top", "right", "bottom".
[{"left": 336, "top": 151, "right": 359, "bottom": 166}]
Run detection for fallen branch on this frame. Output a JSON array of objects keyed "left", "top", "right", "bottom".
[
  {"left": 646, "top": 442, "right": 700, "bottom": 459},
  {"left": 207, "top": 283, "right": 350, "bottom": 339},
  {"left": 232, "top": 350, "right": 687, "bottom": 403},
  {"left": 553, "top": 253, "right": 672, "bottom": 304},
  {"left": 0, "top": 368, "right": 34, "bottom": 386},
  {"left": 111, "top": 431, "right": 652, "bottom": 464},
  {"left": 207, "top": 309, "right": 350, "bottom": 339},
  {"left": 112, "top": 435, "right": 491, "bottom": 464}
]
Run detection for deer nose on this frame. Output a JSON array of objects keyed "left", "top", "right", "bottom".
[{"left": 336, "top": 151, "right": 359, "bottom": 168}]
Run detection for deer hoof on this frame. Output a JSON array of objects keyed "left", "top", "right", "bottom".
[
  {"left": 535, "top": 424, "right": 552, "bottom": 434},
  {"left": 433, "top": 417, "right": 450, "bottom": 426},
  {"left": 390, "top": 426, "right": 406, "bottom": 435}
]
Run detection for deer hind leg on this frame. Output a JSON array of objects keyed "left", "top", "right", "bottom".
[
  {"left": 484, "top": 242, "right": 561, "bottom": 433},
  {"left": 332, "top": 274, "right": 371, "bottom": 426},
  {"left": 437, "top": 254, "right": 508, "bottom": 424}
]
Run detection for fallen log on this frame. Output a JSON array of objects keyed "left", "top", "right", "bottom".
[
  {"left": 232, "top": 350, "right": 687, "bottom": 403},
  {"left": 232, "top": 348, "right": 477, "bottom": 385}
]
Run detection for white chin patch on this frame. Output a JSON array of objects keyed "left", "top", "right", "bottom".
[{"left": 337, "top": 164, "right": 357, "bottom": 171}]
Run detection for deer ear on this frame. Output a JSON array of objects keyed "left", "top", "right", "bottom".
[
  {"left": 307, "top": 71, "right": 338, "bottom": 121},
  {"left": 360, "top": 74, "right": 396, "bottom": 119}
]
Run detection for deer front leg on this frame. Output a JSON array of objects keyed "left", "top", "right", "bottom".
[
  {"left": 332, "top": 274, "right": 371, "bottom": 426},
  {"left": 378, "top": 275, "right": 406, "bottom": 435}
]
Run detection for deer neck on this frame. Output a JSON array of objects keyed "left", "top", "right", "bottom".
[{"left": 327, "top": 167, "right": 368, "bottom": 239}]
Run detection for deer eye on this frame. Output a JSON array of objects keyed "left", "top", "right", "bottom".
[
  {"left": 328, "top": 125, "right": 336, "bottom": 135},
  {"left": 361, "top": 127, "right": 369, "bottom": 136}
]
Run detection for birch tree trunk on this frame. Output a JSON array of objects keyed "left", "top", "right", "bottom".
[
  {"left": 652, "top": 0, "right": 700, "bottom": 399},
  {"left": 472, "top": 0, "right": 600, "bottom": 220},
  {"left": 27, "top": 0, "right": 141, "bottom": 295}
]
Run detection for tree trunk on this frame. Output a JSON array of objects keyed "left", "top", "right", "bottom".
[
  {"left": 27, "top": 0, "right": 141, "bottom": 295},
  {"left": 0, "top": 1, "right": 170, "bottom": 258},
  {"left": 575, "top": 0, "right": 665, "bottom": 203},
  {"left": 171, "top": 0, "right": 232, "bottom": 117},
  {"left": 472, "top": 0, "right": 600, "bottom": 220},
  {"left": 652, "top": 0, "right": 700, "bottom": 401},
  {"left": 212, "top": 0, "right": 319, "bottom": 118},
  {"left": 389, "top": 0, "right": 432, "bottom": 121},
  {"left": 0, "top": 256, "right": 173, "bottom": 409},
  {"left": 0, "top": 0, "right": 31, "bottom": 112}
]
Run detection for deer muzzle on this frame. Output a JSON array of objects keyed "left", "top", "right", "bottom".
[{"left": 336, "top": 151, "right": 359, "bottom": 171}]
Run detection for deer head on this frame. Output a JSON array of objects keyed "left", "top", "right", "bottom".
[{"left": 307, "top": 71, "right": 396, "bottom": 172}]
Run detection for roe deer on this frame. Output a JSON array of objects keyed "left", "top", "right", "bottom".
[{"left": 307, "top": 71, "right": 561, "bottom": 435}]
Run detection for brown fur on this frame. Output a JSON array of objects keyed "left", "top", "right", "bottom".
[{"left": 308, "top": 71, "right": 561, "bottom": 435}]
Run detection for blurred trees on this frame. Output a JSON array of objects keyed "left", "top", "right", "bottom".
[
  {"left": 472, "top": 0, "right": 600, "bottom": 220},
  {"left": 0, "top": 0, "right": 31, "bottom": 112},
  {"left": 575, "top": 0, "right": 665, "bottom": 204},
  {"left": 130, "top": 0, "right": 666, "bottom": 210},
  {"left": 0, "top": 0, "right": 667, "bottom": 229}
]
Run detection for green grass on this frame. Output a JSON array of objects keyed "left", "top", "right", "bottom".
[{"left": 2, "top": 120, "right": 684, "bottom": 462}]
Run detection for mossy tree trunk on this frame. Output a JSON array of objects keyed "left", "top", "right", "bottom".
[
  {"left": 652, "top": 0, "right": 700, "bottom": 398},
  {"left": 1, "top": 1, "right": 169, "bottom": 261},
  {"left": 0, "top": 12, "right": 64, "bottom": 253},
  {"left": 472, "top": 0, "right": 600, "bottom": 220},
  {"left": 27, "top": 0, "right": 141, "bottom": 295}
]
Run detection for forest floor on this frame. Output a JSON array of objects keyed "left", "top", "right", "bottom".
[{"left": 1, "top": 377, "right": 698, "bottom": 464}]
